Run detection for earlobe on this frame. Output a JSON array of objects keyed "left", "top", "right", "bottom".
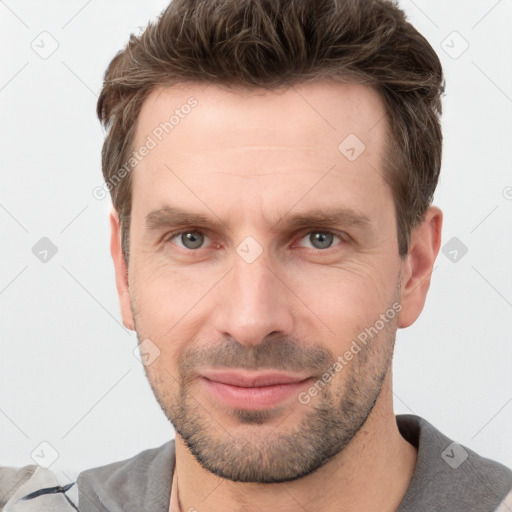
[
  {"left": 110, "top": 209, "right": 135, "bottom": 331},
  {"left": 398, "top": 206, "right": 443, "bottom": 328}
]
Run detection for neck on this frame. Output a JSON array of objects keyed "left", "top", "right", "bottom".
[{"left": 172, "top": 372, "right": 417, "bottom": 512}]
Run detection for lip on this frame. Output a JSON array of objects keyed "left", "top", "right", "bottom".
[{"left": 200, "top": 370, "right": 312, "bottom": 410}]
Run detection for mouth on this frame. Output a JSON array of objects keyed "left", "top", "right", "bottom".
[{"left": 199, "top": 369, "right": 312, "bottom": 410}]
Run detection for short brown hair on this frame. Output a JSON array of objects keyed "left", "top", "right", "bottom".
[{"left": 97, "top": 0, "right": 444, "bottom": 258}]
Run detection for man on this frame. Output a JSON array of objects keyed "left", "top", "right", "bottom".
[{"left": 1, "top": 0, "right": 511, "bottom": 511}]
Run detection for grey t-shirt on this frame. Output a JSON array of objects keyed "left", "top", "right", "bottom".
[{"left": 2, "top": 415, "right": 511, "bottom": 511}]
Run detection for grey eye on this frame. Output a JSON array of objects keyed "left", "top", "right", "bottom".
[
  {"left": 297, "top": 231, "right": 343, "bottom": 250},
  {"left": 179, "top": 231, "right": 205, "bottom": 249},
  {"left": 309, "top": 232, "right": 334, "bottom": 249}
]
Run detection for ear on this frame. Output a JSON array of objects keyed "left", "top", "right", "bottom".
[
  {"left": 110, "top": 209, "right": 135, "bottom": 330},
  {"left": 398, "top": 206, "right": 443, "bottom": 328}
]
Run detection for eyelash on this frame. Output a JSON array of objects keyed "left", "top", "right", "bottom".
[{"left": 163, "top": 228, "right": 348, "bottom": 251}]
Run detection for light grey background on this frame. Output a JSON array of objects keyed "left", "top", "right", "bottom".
[{"left": 1, "top": 0, "right": 511, "bottom": 479}]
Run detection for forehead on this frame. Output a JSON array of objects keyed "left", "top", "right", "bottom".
[
  {"left": 130, "top": 80, "right": 391, "bottom": 225},
  {"left": 134, "top": 80, "right": 388, "bottom": 160}
]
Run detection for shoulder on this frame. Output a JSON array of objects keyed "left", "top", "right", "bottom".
[
  {"left": 397, "top": 414, "right": 512, "bottom": 512},
  {"left": 76, "top": 440, "right": 175, "bottom": 512},
  {"left": 0, "top": 464, "right": 79, "bottom": 511},
  {"left": 0, "top": 441, "right": 175, "bottom": 512}
]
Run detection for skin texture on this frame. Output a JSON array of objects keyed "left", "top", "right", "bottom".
[{"left": 110, "top": 81, "right": 442, "bottom": 511}]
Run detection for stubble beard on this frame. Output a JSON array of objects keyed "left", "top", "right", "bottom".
[{"left": 133, "top": 295, "right": 399, "bottom": 483}]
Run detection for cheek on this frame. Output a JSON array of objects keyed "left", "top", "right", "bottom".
[
  {"left": 288, "top": 262, "right": 397, "bottom": 339},
  {"left": 130, "top": 243, "right": 399, "bottom": 353},
  {"left": 133, "top": 261, "right": 203, "bottom": 316},
  {"left": 130, "top": 262, "right": 220, "bottom": 351}
]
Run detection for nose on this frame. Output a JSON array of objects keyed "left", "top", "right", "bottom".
[{"left": 213, "top": 254, "right": 295, "bottom": 347}]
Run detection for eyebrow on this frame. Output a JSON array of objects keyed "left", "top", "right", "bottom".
[{"left": 145, "top": 206, "right": 373, "bottom": 233}]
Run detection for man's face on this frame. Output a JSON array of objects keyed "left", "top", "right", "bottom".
[{"left": 122, "top": 81, "right": 405, "bottom": 482}]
